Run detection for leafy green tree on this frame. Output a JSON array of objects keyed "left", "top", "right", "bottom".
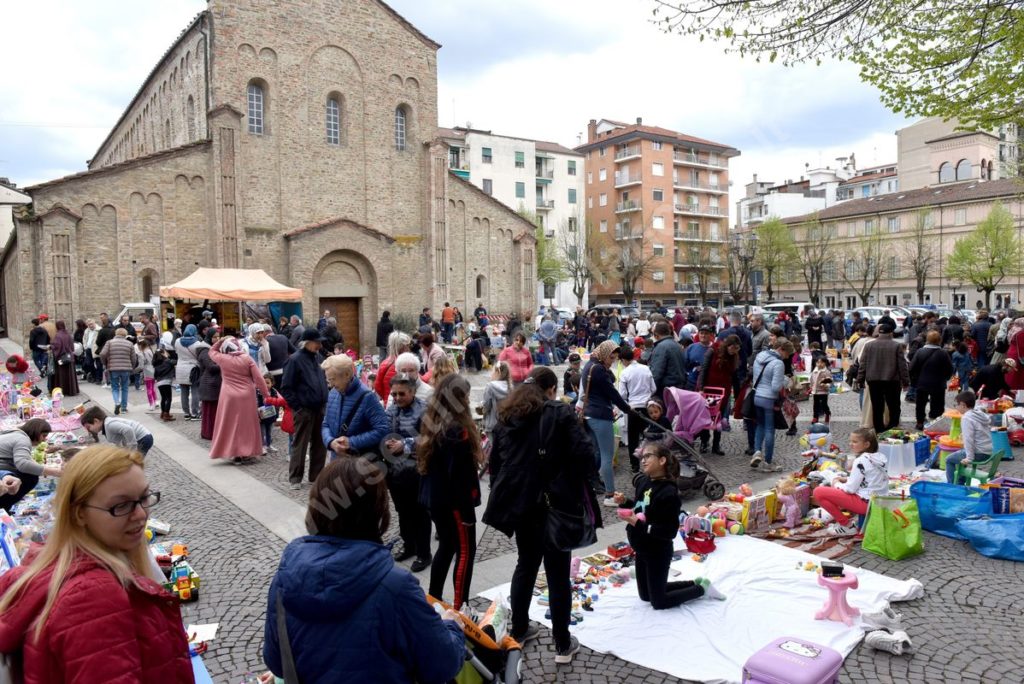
[
  {"left": 652, "top": 1, "right": 1024, "bottom": 129},
  {"left": 518, "top": 207, "right": 566, "bottom": 305},
  {"left": 947, "top": 201, "right": 1023, "bottom": 308},
  {"left": 754, "top": 217, "right": 798, "bottom": 302}
]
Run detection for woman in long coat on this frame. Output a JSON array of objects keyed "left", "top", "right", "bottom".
[
  {"left": 209, "top": 336, "right": 269, "bottom": 462},
  {"left": 197, "top": 329, "right": 222, "bottom": 441},
  {"left": 49, "top": 321, "right": 79, "bottom": 397}
]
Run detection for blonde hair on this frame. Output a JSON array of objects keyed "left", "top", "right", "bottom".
[
  {"left": 0, "top": 446, "right": 150, "bottom": 641},
  {"left": 320, "top": 353, "right": 354, "bottom": 375},
  {"left": 430, "top": 354, "right": 457, "bottom": 387},
  {"left": 114, "top": 328, "right": 128, "bottom": 337}
]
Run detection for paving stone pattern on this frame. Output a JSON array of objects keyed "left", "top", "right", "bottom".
[{"left": 109, "top": 374, "right": 1024, "bottom": 683}]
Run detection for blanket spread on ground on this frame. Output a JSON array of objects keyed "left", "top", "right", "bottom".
[{"left": 481, "top": 534, "right": 923, "bottom": 684}]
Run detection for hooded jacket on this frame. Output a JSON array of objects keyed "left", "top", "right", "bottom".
[
  {"left": 838, "top": 451, "right": 889, "bottom": 500},
  {"left": 0, "top": 552, "right": 193, "bottom": 684},
  {"left": 264, "top": 536, "right": 464, "bottom": 684},
  {"left": 480, "top": 379, "right": 510, "bottom": 432}
]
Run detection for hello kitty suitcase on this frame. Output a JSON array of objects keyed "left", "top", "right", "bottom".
[{"left": 742, "top": 637, "right": 843, "bottom": 684}]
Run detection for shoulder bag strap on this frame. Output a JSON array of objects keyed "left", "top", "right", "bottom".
[
  {"left": 340, "top": 390, "right": 370, "bottom": 435},
  {"left": 581, "top": 364, "right": 596, "bottom": 415},
  {"left": 275, "top": 590, "right": 301, "bottom": 684}
]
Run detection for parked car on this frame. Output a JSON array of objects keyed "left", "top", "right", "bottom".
[
  {"left": 586, "top": 304, "right": 641, "bottom": 319},
  {"left": 853, "top": 307, "right": 907, "bottom": 328}
]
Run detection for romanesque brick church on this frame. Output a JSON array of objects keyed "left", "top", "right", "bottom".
[{"left": 2, "top": 0, "right": 536, "bottom": 349}]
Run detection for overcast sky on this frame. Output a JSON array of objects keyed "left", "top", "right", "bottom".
[{"left": 0, "top": 0, "right": 914, "bottom": 216}]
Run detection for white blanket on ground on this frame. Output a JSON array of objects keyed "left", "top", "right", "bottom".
[{"left": 480, "top": 534, "right": 923, "bottom": 684}]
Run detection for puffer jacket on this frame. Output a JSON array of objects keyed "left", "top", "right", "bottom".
[
  {"left": 751, "top": 349, "right": 786, "bottom": 400},
  {"left": 0, "top": 552, "right": 193, "bottom": 683},
  {"left": 173, "top": 340, "right": 207, "bottom": 385},
  {"left": 100, "top": 336, "right": 137, "bottom": 372},
  {"left": 264, "top": 536, "right": 464, "bottom": 684},
  {"left": 484, "top": 400, "right": 601, "bottom": 537},
  {"left": 321, "top": 380, "right": 390, "bottom": 453}
]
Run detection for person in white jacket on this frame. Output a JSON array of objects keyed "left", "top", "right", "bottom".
[{"left": 812, "top": 428, "right": 889, "bottom": 535}]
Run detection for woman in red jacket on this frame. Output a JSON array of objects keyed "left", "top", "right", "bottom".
[
  {"left": 695, "top": 334, "right": 741, "bottom": 455},
  {"left": 498, "top": 332, "right": 533, "bottom": 384},
  {"left": 0, "top": 445, "right": 194, "bottom": 683},
  {"left": 374, "top": 331, "right": 412, "bottom": 402}
]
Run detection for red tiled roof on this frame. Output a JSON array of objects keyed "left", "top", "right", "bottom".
[{"left": 576, "top": 122, "right": 738, "bottom": 156}]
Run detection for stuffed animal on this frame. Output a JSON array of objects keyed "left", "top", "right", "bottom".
[{"left": 776, "top": 478, "right": 802, "bottom": 528}]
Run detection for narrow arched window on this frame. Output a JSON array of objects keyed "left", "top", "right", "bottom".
[
  {"left": 394, "top": 106, "right": 407, "bottom": 151},
  {"left": 938, "top": 162, "right": 954, "bottom": 183},
  {"left": 956, "top": 158, "right": 972, "bottom": 181},
  {"left": 326, "top": 97, "right": 340, "bottom": 145},
  {"left": 187, "top": 96, "right": 196, "bottom": 141},
  {"left": 247, "top": 82, "right": 265, "bottom": 134}
]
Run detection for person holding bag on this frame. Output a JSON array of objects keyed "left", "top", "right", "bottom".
[
  {"left": 747, "top": 339, "right": 794, "bottom": 472},
  {"left": 484, "top": 367, "right": 601, "bottom": 666}
]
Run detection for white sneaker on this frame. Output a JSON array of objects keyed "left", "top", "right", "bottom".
[
  {"left": 865, "top": 629, "right": 914, "bottom": 655},
  {"left": 759, "top": 461, "right": 783, "bottom": 472},
  {"left": 602, "top": 496, "right": 618, "bottom": 508},
  {"left": 862, "top": 606, "right": 904, "bottom": 631},
  {"left": 749, "top": 451, "right": 763, "bottom": 468},
  {"left": 826, "top": 521, "right": 860, "bottom": 536}
]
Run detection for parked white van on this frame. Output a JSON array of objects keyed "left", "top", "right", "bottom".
[{"left": 761, "top": 302, "right": 815, "bottom": 318}]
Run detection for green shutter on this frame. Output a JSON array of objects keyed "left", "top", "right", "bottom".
[
  {"left": 515, "top": 151, "right": 525, "bottom": 164},
  {"left": 515, "top": 182, "right": 525, "bottom": 198}
]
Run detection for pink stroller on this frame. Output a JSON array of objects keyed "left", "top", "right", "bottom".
[{"left": 636, "top": 387, "right": 726, "bottom": 500}]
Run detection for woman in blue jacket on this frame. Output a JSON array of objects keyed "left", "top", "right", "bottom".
[
  {"left": 263, "top": 457, "right": 465, "bottom": 684},
  {"left": 320, "top": 354, "right": 390, "bottom": 459},
  {"left": 748, "top": 340, "right": 794, "bottom": 472},
  {"left": 579, "top": 340, "right": 632, "bottom": 503}
]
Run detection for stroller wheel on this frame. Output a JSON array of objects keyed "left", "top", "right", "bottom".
[{"left": 703, "top": 480, "right": 725, "bottom": 501}]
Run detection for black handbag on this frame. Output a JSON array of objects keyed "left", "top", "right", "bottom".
[
  {"left": 741, "top": 364, "right": 768, "bottom": 420},
  {"left": 537, "top": 406, "right": 597, "bottom": 552}
]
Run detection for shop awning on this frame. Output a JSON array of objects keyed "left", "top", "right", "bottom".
[{"left": 159, "top": 268, "right": 303, "bottom": 302}]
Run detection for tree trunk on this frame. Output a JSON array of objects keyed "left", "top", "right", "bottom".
[
  {"left": 985, "top": 288, "right": 993, "bottom": 309},
  {"left": 860, "top": 293, "right": 870, "bottom": 306}
]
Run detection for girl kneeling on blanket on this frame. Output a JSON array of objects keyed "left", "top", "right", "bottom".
[
  {"left": 614, "top": 443, "right": 726, "bottom": 608},
  {"left": 813, "top": 428, "right": 889, "bottom": 536}
]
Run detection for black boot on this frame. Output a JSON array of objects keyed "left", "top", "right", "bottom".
[{"left": 711, "top": 433, "right": 725, "bottom": 456}]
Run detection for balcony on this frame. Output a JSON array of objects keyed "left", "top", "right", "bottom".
[
  {"left": 674, "top": 230, "right": 702, "bottom": 241},
  {"left": 672, "top": 177, "right": 728, "bottom": 193},
  {"left": 614, "top": 146, "right": 642, "bottom": 161},
  {"left": 615, "top": 200, "right": 643, "bottom": 213},
  {"left": 614, "top": 172, "right": 642, "bottom": 188},
  {"left": 674, "top": 283, "right": 697, "bottom": 293},
  {"left": 536, "top": 199, "right": 554, "bottom": 210},
  {"left": 673, "top": 152, "right": 728, "bottom": 168},
  {"left": 535, "top": 168, "right": 554, "bottom": 183},
  {"left": 674, "top": 203, "right": 723, "bottom": 217}
]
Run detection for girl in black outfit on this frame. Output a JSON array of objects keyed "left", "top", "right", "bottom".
[
  {"left": 615, "top": 443, "right": 725, "bottom": 609},
  {"left": 484, "top": 366, "right": 600, "bottom": 665},
  {"left": 417, "top": 374, "right": 482, "bottom": 610}
]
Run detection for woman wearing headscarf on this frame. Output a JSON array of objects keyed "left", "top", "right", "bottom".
[
  {"left": 1003, "top": 318, "right": 1024, "bottom": 391},
  {"left": 245, "top": 323, "right": 272, "bottom": 376},
  {"left": 173, "top": 324, "right": 205, "bottom": 420},
  {"left": 209, "top": 335, "right": 269, "bottom": 463},
  {"left": 579, "top": 339, "right": 631, "bottom": 503},
  {"left": 197, "top": 328, "right": 223, "bottom": 440},
  {"left": 989, "top": 316, "right": 1014, "bottom": 365},
  {"left": 49, "top": 320, "right": 79, "bottom": 396}
]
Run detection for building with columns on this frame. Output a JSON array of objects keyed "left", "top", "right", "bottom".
[{"left": 1, "top": 0, "right": 536, "bottom": 349}]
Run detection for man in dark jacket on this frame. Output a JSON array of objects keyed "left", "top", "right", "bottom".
[
  {"left": 280, "top": 328, "right": 330, "bottom": 488},
  {"left": 266, "top": 331, "right": 296, "bottom": 381},
  {"left": 287, "top": 315, "right": 305, "bottom": 348},
  {"left": 376, "top": 311, "right": 395, "bottom": 360},
  {"left": 321, "top": 317, "right": 344, "bottom": 355},
  {"left": 971, "top": 310, "right": 994, "bottom": 363},
  {"left": 856, "top": 324, "right": 910, "bottom": 433},
  {"left": 139, "top": 313, "right": 159, "bottom": 346},
  {"left": 648, "top": 321, "right": 687, "bottom": 395},
  {"left": 28, "top": 318, "right": 50, "bottom": 374}
]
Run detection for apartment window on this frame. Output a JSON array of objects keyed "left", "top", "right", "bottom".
[
  {"left": 886, "top": 216, "right": 900, "bottom": 233},
  {"left": 938, "top": 162, "right": 954, "bottom": 183},
  {"left": 709, "top": 222, "right": 720, "bottom": 240},
  {"left": 482, "top": 178, "right": 493, "bottom": 195},
  {"left": 599, "top": 168, "right": 607, "bottom": 182},
  {"left": 652, "top": 270, "right": 665, "bottom": 282},
  {"left": 653, "top": 188, "right": 664, "bottom": 202},
  {"left": 887, "top": 256, "right": 899, "bottom": 278},
  {"left": 247, "top": 81, "right": 265, "bottom": 134},
  {"left": 599, "top": 193, "right": 607, "bottom": 207},
  {"left": 325, "top": 96, "right": 340, "bottom": 145},
  {"left": 599, "top": 146, "right": 607, "bottom": 157},
  {"left": 862, "top": 185, "right": 870, "bottom": 198},
  {"left": 864, "top": 218, "right": 875, "bottom": 235},
  {"left": 515, "top": 182, "right": 525, "bottom": 198},
  {"left": 846, "top": 221, "right": 856, "bottom": 235},
  {"left": 394, "top": 105, "right": 408, "bottom": 151},
  {"left": 568, "top": 217, "right": 578, "bottom": 232},
  {"left": 587, "top": 171, "right": 593, "bottom": 184},
  {"left": 568, "top": 160, "right": 577, "bottom": 175},
  {"left": 954, "top": 208, "right": 967, "bottom": 225},
  {"left": 924, "top": 211, "right": 935, "bottom": 228},
  {"left": 651, "top": 162, "right": 665, "bottom": 177},
  {"left": 599, "top": 219, "right": 607, "bottom": 233},
  {"left": 653, "top": 243, "right": 665, "bottom": 257},
  {"left": 826, "top": 223, "right": 838, "bottom": 238},
  {"left": 652, "top": 141, "right": 663, "bottom": 151},
  {"left": 653, "top": 215, "right": 665, "bottom": 230},
  {"left": 588, "top": 197, "right": 593, "bottom": 209},
  {"left": 956, "top": 159, "right": 972, "bottom": 181},
  {"left": 515, "top": 151, "right": 525, "bottom": 168},
  {"left": 482, "top": 147, "right": 492, "bottom": 163},
  {"left": 568, "top": 188, "right": 577, "bottom": 204},
  {"left": 709, "top": 171, "right": 720, "bottom": 188},
  {"left": 709, "top": 196, "right": 719, "bottom": 208}
]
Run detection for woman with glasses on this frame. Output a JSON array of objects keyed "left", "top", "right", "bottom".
[
  {"left": 0, "top": 418, "right": 61, "bottom": 512},
  {"left": 0, "top": 445, "right": 193, "bottom": 683}
]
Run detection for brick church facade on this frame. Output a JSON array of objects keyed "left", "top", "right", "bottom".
[{"left": 2, "top": 0, "right": 536, "bottom": 349}]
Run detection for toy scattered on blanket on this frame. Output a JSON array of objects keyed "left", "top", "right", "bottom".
[
  {"left": 681, "top": 513, "right": 717, "bottom": 560},
  {"left": 775, "top": 478, "right": 802, "bottom": 529}
]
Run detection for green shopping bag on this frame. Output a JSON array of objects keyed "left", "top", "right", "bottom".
[{"left": 862, "top": 494, "right": 925, "bottom": 560}]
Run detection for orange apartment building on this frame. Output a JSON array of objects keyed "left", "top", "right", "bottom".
[{"left": 578, "top": 118, "right": 740, "bottom": 308}]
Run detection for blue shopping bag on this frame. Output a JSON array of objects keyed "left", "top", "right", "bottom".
[
  {"left": 909, "top": 481, "right": 993, "bottom": 540},
  {"left": 956, "top": 514, "right": 1024, "bottom": 561}
]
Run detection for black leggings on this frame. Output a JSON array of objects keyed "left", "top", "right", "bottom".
[
  {"left": 429, "top": 508, "right": 476, "bottom": 610},
  {"left": 635, "top": 541, "right": 703, "bottom": 609},
  {"left": 158, "top": 384, "right": 172, "bottom": 413},
  {"left": 509, "top": 507, "right": 571, "bottom": 649},
  {"left": 0, "top": 473, "right": 39, "bottom": 512}
]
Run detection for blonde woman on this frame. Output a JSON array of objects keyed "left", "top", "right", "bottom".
[
  {"left": 0, "top": 446, "right": 192, "bottom": 682},
  {"left": 428, "top": 354, "right": 457, "bottom": 388}
]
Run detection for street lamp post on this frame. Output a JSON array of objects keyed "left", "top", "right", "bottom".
[{"left": 732, "top": 231, "right": 758, "bottom": 311}]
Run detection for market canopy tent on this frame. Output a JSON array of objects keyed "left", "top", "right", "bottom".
[{"left": 160, "top": 268, "right": 303, "bottom": 302}]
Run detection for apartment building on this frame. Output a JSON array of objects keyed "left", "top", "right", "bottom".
[
  {"left": 835, "top": 163, "right": 899, "bottom": 201},
  {"left": 439, "top": 126, "right": 586, "bottom": 308},
  {"left": 578, "top": 118, "right": 739, "bottom": 307},
  {"left": 897, "top": 117, "right": 1021, "bottom": 192}
]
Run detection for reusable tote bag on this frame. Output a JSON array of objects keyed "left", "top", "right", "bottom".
[{"left": 862, "top": 495, "right": 924, "bottom": 561}]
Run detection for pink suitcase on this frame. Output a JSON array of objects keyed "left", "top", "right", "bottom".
[{"left": 742, "top": 637, "right": 843, "bottom": 684}]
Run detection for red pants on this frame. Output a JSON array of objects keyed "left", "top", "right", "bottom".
[{"left": 812, "top": 485, "right": 867, "bottom": 525}]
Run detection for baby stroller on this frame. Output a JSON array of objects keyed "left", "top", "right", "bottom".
[
  {"left": 426, "top": 595, "right": 522, "bottom": 684},
  {"left": 700, "top": 386, "right": 726, "bottom": 432},
  {"left": 634, "top": 387, "right": 726, "bottom": 501}
]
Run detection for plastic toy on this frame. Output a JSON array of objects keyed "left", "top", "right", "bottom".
[
  {"left": 167, "top": 561, "right": 199, "bottom": 602},
  {"left": 776, "top": 478, "right": 802, "bottom": 528},
  {"left": 711, "top": 519, "right": 727, "bottom": 537},
  {"left": 616, "top": 508, "right": 645, "bottom": 523},
  {"left": 729, "top": 523, "right": 745, "bottom": 535},
  {"left": 727, "top": 493, "right": 746, "bottom": 503},
  {"left": 739, "top": 483, "right": 753, "bottom": 497}
]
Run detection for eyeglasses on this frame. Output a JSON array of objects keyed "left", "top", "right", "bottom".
[
  {"left": 640, "top": 453, "right": 659, "bottom": 461},
  {"left": 82, "top": 491, "right": 161, "bottom": 517}
]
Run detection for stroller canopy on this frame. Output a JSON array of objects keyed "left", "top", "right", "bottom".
[{"left": 663, "top": 387, "right": 713, "bottom": 442}]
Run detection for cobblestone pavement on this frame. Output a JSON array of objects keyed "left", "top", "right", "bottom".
[{"left": 101, "top": 373, "right": 1024, "bottom": 683}]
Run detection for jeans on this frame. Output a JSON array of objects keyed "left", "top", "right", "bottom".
[
  {"left": 753, "top": 395, "right": 777, "bottom": 462},
  {"left": 144, "top": 378, "right": 156, "bottom": 406},
  {"left": 32, "top": 350, "right": 48, "bottom": 375},
  {"left": 180, "top": 384, "right": 200, "bottom": 418},
  {"left": 510, "top": 506, "right": 571, "bottom": 650},
  {"left": 635, "top": 540, "right": 704, "bottom": 609},
  {"left": 261, "top": 419, "right": 274, "bottom": 447},
  {"left": 109, "top": 371, "right": 130, "bottom": 410},
  {"left": 137, "top": 434, "right": 154, "bottom": 458},
  {"left": 429, "top": 508, "right": 476, "bottom": 610},
  {"left": 945, "top": 450, "right": 989, "bottom": 484},
  {"left": 442, "top": 322, "right": 454, "bottom": 343},
  {"left": 586, "top": 417, "right": 616, "bottom": 494}
]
